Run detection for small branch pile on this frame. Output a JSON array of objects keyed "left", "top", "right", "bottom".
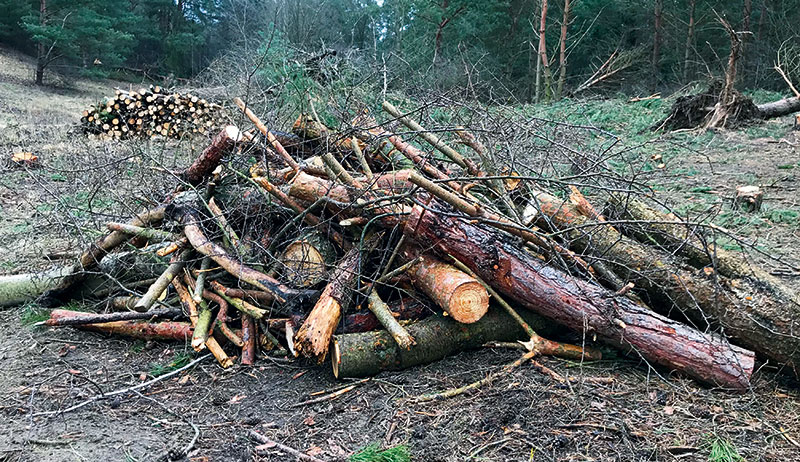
[
  {"left": 80, "top": 86, "right": 228, "bottom": 140},
  {"left": 6, "top": 96, "right": 800, "bottom": 393}
]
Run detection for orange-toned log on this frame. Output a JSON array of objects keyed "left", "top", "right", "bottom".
[
  {"left": 47, "top": 309, "right": 192, "bottom": 341},
  {"left": 294, "top": 242, "right": 364, "bottom": 361},
  {"left": 182, "top": 126, "right": 242, "bottom": 185},
  {"left": 407, "top": 253, "right": 489, "bottom": 324}
]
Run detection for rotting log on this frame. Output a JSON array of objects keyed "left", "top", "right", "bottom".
[
  {"left": 404, "top": 200, "right": 755, "bottom": 390},
  {"left": 182, "top": 125, "right": 242, "bottom": 185},
  {"left": 405, "top": 252, "right": 489, "bottom": 324},
  {"left": 541, "top": 191, "right": 800, "bottom": 374},
  {"left": 46, "top": 309, "right": 192, "bottom": 341},
  {"left": 332, "top": 307, "right": 553, "bottom": 378},
  {"left": 294, "top": 241, "right": 366, "bottom": 361}
]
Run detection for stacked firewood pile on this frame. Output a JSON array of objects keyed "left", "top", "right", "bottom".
[
  {"left": 5, "top": 96, "right": 800, "bottom": 393},
  {"left": 80, "top": 86, "right": 228, "bottom": 140}
]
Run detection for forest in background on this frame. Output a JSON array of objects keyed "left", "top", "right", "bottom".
[{"left": 1, "top": 0, "right": 799, "bottom": 101}]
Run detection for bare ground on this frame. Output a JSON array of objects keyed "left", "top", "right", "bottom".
[{"left": 2, "top": 47, "right": 800, "bottom": 461}]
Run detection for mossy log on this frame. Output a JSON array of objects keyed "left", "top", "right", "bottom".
[{"left": 332, "top": 307, "right": 552, "bottom": 378}]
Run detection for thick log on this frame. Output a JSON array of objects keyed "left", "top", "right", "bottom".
[
  {"left": 294, "top": 242, "right": 365, "bottom": 361},
  {"left": 332, "top": 307, "right": 553, "bottom": 378},
  {"left": 541, "top": 191, "right": 800, "bottom": 374},
  {"left": 181, "top": 125, "right": 241, "bottom": 185},
  {"left": 404, "top": 200, "right": 754, "bottom": 390},
  {"left": 279, "top": 232, "right": 335, "bottom": 288},
  {"left": 406, "top": 252, "right": 489, "bottom": 324},
  {"left": 47, "top": 309, "right": 192, "bottom": 341},
  {"left": 757, "top": 97, "right": 800, "bottom": 119},
  {"left": 607, "top": 195, "right": 799, "bottom": 306}
]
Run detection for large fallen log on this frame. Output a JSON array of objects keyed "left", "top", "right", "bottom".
[
  {"left": 332, "top": 307, "right": 554, "bottom": 378},
  {"left": 403, "top": 199, "right": 755, "bottom": 390},
  {"left": 757, "top": 96, "right": 800, "bottom": 119},
  {"left": 535, "top": 190, "right": 800, "bottom": 374}
]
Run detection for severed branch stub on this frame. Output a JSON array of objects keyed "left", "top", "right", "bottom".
[{"left": 734, "top": 185, "right": 763, "bottom": 212}]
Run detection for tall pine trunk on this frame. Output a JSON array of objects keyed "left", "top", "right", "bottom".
[
  {"left": 556, "top": 0, "right": 570, "bottom": 98},
  {"left": 35, "top": 0, "right": 46, "bottom": 86},
  {"left": 537, "top": 0, "right": 552, "bottom": 101},
  {"left": 652, "top": 0, "right": 663, "bottom": 86},
  {"left": 682, "top": 0, "right": 696, "bottom": 82}
]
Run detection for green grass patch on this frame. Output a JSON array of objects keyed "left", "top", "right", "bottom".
[
  {"left": 19, "top": 302, "right": 50, "bottom": 326},
  {"left": 349, "top": 443, "right": 411, "bottom": 462},
  {"left": 690, "top": 186, "right": 713, "bottom": 194},
  {"left": 706, "top": 435, "right": 743, "bottom": 462},
  {"left": 148, "top": 351, "right": 193, "bottom": 377}
]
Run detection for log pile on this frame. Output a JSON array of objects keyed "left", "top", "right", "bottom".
[
  {"left": 80, "top": 86, "right": 228, "bottom": 140},
  {"left": 7, "top": 96, "right": 800, "bottom": 394}
]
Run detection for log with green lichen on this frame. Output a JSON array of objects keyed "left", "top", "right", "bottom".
[{"left": 331, "top": 307, "right": 554, "bottom": 378}]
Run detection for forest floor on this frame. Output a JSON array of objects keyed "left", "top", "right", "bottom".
[{"left": 2, "top": 47, "right": 800, "bottom": 462}]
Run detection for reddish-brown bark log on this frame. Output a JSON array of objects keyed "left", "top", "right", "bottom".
[
  {"left": 403, "top": 201, "right": 754, "bottom": 390},
  {"left": 48, "top": 309, "right": 192, "bottom": 341},
  {"left": 182, "top": 126, "right": 241, "bottom": 185}
]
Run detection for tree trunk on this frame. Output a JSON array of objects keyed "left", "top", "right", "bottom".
[
  {"left": 406, "top": 252, "right": 489, "bottom": 324},
  {"left": 683, "top": 0, "right": 696, "bottom": 82},
  {"left": 652, "top": 0, "right": 663, "bottom": 84},
  {"left": 332, "top": 307, "right": 554, "bottom": 379},
  {"left": 404, "top": 200, "right": 754, "bottom": 390},
  {"left": 536, "top": 191, "right": 800, "bottom": 375},
  {"left": 537, "top": 0, "right": 551, "bottom": 101},
  {"left": 35, "top": 0, "right": 46, "bottom": 86},
  {"left": 556, "top": 0, "right": 570, "bottom": 98},
  {"left": 757, "top": 97, "right": 800, "bottom": 118}
]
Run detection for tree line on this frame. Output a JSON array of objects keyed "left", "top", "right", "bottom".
[{"left": 1, "top": 0, "right": 797, "bottom": 100}]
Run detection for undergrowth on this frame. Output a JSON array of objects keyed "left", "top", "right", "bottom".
[
  {"left": 349, "top": 443, "right": 411, "bottom": 462},
  {"left": 148, "top": 351, "right": 193, "bottom": 377}
]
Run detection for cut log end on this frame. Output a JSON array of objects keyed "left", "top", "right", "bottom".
[
  {"left": 280, "top": 239, "right": 328, "bottom": 287},
  {"left": 448, "top": 282, "right": 490, "bottom": 323},
  {"left": 734, "top": 186, "right": 763, "bottom": 212},
  {"left": 410, "top": 256, "right": 490, "bottom": 324}
]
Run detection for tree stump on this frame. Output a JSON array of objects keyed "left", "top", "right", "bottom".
[{"left": 734, "top": 186, "right": 763, "bottom": 212}]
